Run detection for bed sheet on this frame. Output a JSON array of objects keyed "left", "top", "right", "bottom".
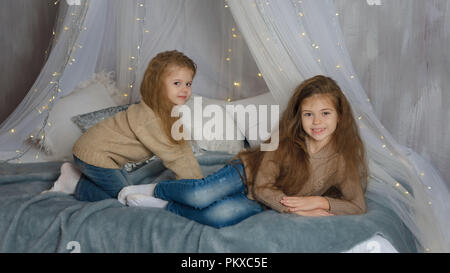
[{"left": 0, "top": 152, "right": 417, "bottom": 253}]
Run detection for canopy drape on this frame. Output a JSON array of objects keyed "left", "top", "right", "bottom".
[{"left": 0, "top": 0, "right": 448, "bottom": 252}]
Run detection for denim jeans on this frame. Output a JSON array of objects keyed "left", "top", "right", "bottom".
[
  {"left": 154, "top": 160, "right": 263, "bottom": 228},
  {"left": 73, "top": 155, "right": 130, "bottom": 202}
]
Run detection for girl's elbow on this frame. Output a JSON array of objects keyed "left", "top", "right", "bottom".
[{"left": 346, "top": 201, "right": 366, "bottom": 215}]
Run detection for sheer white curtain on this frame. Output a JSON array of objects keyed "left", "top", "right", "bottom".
[
  {"left": 0, "top": 0, "right": 93, "bottom": 160},
  {"left": 228, "top": 0, "right": 449, "bottom": 252},
  {"left": 0, "top": 0, "right": 267, "bottom": 161},
  {"left": 100, "top": 0, "right": 269, "bottom": 103},
  {"left": 335, "top": 0, "right": 450, "bottom": 189}
]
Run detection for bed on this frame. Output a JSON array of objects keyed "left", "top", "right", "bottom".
[{"left": 0, "top": 151, "right": 417, "bottom": 253}]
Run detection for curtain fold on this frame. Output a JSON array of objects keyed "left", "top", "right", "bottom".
[
  {"left": 335, "top": 0, "right": 450, "bottom": 188},
  {"left": 0, "top": 0, "right": 93, "bottom": 159},
  {"left": 228, "top": 0, "right": 449, "bottom": 252}
]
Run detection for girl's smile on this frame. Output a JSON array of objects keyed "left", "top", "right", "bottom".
[
  {"left": 311, "top": 128, "right": 326, "bottom": 135},
  {"left": 301, "top": 94, "right": 339, "bottom": 153}
]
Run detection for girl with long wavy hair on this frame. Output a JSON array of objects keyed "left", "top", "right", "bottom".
[
  {"left": 119, "top": 75, "right": 368, "bottom": 228},
  {"left": 43, "top": 50, "right": 203, "bottom": 202}
]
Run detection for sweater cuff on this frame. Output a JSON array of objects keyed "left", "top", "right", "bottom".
[
  {"left": 324, "top": 197, "right": 363, "bottom": 215},
  {"left": 323, "top": 197, "right": 341, "bottom": 215},
  {"left": 270, "top": 199, "right": 290, "bottom": 213},
  {"left": 252, "top": 193, "right": 288, "bottom": 213}
]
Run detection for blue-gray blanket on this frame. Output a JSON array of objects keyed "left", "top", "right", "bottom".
[{"left": 0, "top": 152, "right": 417, "bottom": 253}]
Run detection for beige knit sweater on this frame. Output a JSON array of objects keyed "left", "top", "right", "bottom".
[
  {"left": 240, "top": 140, "right": 366, "bottom": 215},
  {"left": 73, "top": 101, "right": 203, "bottom": 180}
]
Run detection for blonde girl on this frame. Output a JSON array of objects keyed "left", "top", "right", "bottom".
[{"left": 44, "top": 50, "right": 203, "bottom": 201}]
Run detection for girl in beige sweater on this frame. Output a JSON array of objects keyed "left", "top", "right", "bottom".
[
  {"left": 43, "top": 51, "right": 203, "bottom": 201},
  {"left": 119, "top": 75, "right": 368, "bottom": 228}
]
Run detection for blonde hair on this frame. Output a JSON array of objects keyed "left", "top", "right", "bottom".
[{"left": 140, "top": 50, "right": 197, "bottom": 144}]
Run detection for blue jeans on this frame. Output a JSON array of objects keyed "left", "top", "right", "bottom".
[
  {"left": 154, "top": 160, "right": 263, "bottom": 228},
  {"left": 73, "top": 155, "right": 130, "bottom": 202}
]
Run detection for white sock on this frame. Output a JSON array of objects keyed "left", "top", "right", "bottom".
[
  {"left": 42, "top": 162, "right": 81, "bottom": 195},
  {"left": 117, "top": 183, "right": 157, "bottom": 205},
  {"left": 126, "top": 194, "right": 168, "bottom": 208}
]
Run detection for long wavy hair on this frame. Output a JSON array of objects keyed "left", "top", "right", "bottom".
[
  {"left": 140, "top": 50, "right": 197, "bottom": 144},
  {"left": 238, "top": 75, "right": 367, "bottom": 195}
]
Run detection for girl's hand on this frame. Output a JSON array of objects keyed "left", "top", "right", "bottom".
[
  {"left": 280, "top": 196, "right": 330, "bottom": 212},
  {"left": 291, "top": 209, "right": 334, "bottom": 217}
]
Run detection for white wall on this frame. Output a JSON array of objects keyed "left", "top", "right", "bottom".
[{"left": 335, "top": 0, "right": 450, "bottom": 186}]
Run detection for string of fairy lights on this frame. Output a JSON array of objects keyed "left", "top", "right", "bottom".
[
  {"left": 2, "top": 0, "right": 437, "bottom": 252},
  {"left": 2, "top": 0, "right": 90, "bottom": 164},
  {"left": 125, "top": 2, "right": 149, "bottom": 100},
  {"left": 224, "top": 0, "right": 265, "bottom": 103},
  {"left": 2, "top": 1, "right": 149, "bottom": 163}
]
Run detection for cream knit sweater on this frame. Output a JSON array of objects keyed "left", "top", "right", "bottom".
[
  {"left": 241, "top": 140, "right": 366, "bottom": 215},
  {"left": 73, "top": 101, "right": 203, "bottom": 180}
]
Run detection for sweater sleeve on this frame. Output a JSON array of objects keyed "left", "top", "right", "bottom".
[
  {"left": 251, "top": 151, "right": 288, "bottom": 213},
  {"left": 135, "top": 120, "right": 203, "bottom": 180},
  {"left": 324, "top": 160, "right": 366, "bottom": 215}
]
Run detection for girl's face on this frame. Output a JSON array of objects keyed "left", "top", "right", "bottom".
[
  {"left": 301, "top": 94, "right": 339, "bottom": 150},
  {"left": 163, "top": 65, "right": 193, "bottom": 105}
]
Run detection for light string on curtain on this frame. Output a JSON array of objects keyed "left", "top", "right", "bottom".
[
  {"left": 223, "top": 0, "right": 264, "bottom": 103},
  {"left": 4, "top": 0, "right": 149, "bottom": 163},
  {"left": 125, "top": 1, "right": 148, "bottom": 101},
  {"left": 44, "top": 1, "right": 62, "bottom": 63},
  {"left": 0, "top": 0, "right": 90, "bottom": 164},
  {"left": 224, "top": 0, "right": 239, "bottom": 103}
]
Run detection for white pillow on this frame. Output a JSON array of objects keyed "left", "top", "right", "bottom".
[
  {"left": 227, "top": 92, "right": 279, "bottom": 147},
  {"left": 28, "top": 75, "right": 119, "bottom": 161},
  {"left": 182, "top": 95, "right": 245, "bottom": 154}
]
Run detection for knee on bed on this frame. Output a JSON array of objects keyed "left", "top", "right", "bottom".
[
  {"left": 181, "top": 187, "right": 219, "bottom": 209},
  {"left": 202, "top": 196, "right": 262, "bottom": 228}
]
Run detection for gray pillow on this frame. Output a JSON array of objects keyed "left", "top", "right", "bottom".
[{"left": 71, "top": 104, "right": 131, "bottom": 132}]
